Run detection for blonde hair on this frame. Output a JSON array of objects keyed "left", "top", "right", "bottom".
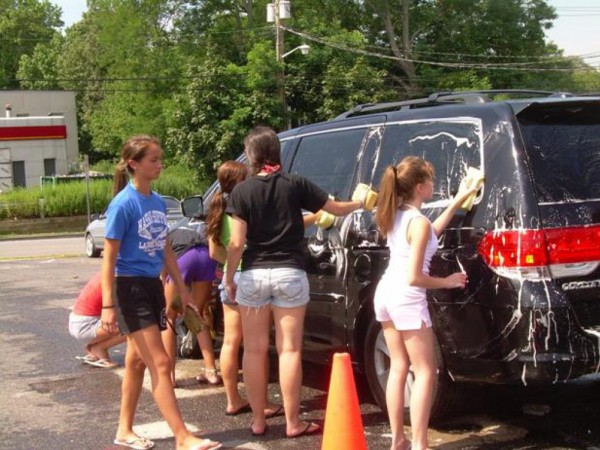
[
  {"left": 112, "top": 135, "right": 161, "bottom": 196},
  {"left": 375, "top": 156, "right": 434, "bottom": 236}
]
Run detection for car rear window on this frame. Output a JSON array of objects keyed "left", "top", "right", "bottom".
[
  {"left": 518, "top": 102, "right": 600, "bottom": 203},
  {"left": 370, "top": 119, "right": 483, "bottom": 204}
]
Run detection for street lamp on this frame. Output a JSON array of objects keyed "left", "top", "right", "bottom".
[
  {"left": 282, "top": 44, "right": 310, "bottom": 59},
  {"left": 266, "top": 0, "right": 309, "bottom": 129}
]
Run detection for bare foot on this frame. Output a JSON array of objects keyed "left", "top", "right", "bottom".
[
  {"left": 87, "top": 343, "right": 109, "bottom": 361},
  {"left": 250, "top": 419, "right": 267, "bottom": 436},
  {"left": 196, "top": 368, "right": 222, "bottom": 385},
  {"left": 204, "top": 368, "right": 222, "bottom": 385},
  {"left": 286, "top": 421, "right": 321, "bottom": 438},
  {"left": 114, "top": 432, "right": 154, "bottom": 449},
  {"left": 264, "top": 403, "right": 284, "bottom": 418},
  {"left": 225, "top": 398, "right": 251, "bottom": 415},
  {"left": 391, "top": 438, "right": 411, "bottom": 450},
  {"left": 177, "top": 434, "right": 222, "bottom": 450}
]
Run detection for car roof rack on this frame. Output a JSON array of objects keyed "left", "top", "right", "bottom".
[{"left": 334, "top": 89, "right": 574, "bottom": 119}]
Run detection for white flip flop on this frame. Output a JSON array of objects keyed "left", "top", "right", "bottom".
[{"left": 83, "top": 358, "right": 119, "bottom": 368}]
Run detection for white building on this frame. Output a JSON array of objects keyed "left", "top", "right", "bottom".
[{"left": 0, "top": 91, "right": 79, "bottom": 190}]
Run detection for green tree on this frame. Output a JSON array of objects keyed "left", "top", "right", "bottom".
[
  {"left": 359, "top": 0, "right": 569, "bottom": 94},
  {"left": 165, "top": 1, "right": 397, "bottom": 180},
  {"left": 165, "top": 44, "right": 280, "bottom": 182},
  {"left": 0, "top": 0, "right": 63, "bottom": 88},
  {"left": 16, "top": 33, "right": 64, "bottom": 89},
  {"left": 15, "top": 0, "right": 595, "bottom": 179}
]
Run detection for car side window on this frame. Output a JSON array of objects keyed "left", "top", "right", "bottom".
[
  {"left": 371, "top": 120, "right": 483, "bottom": 203},
  {"left": 289, "top": 128, "right": 367, "bottom": 199},
  {"left": 200, "top": 139, "right": 294, "bottom": 211},
  {"left": 280, "top": 139, "right": 294, "bottom": 170}
]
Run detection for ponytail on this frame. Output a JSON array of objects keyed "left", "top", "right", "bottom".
[
  {"left": 375, "top": 156, "right": 435, "bottom": 236},
  {"left": 376, "top": 166, "right": 400, "bottom": 236},
  {"left": 112, "top": 135, "right": 161, "bottom": 197},
  {"left": 113, "top": 161, "right": 129, "bottom": 196},
  {"left": 244, "top": 126, "right": 281, "bottom": 175},
  {"left": 206, "top": 160, "right": 248, "bottom": 244},
  {"left": 206, "top": 191, "right": 227, "bottom": 245}
]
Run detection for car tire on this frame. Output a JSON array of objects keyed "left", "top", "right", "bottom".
[
  {"left": 85, "top": 233, "right": 101, "bottom": 258},
  {"left": 363, "top": 316, "right": 459, "bottom": 422}
]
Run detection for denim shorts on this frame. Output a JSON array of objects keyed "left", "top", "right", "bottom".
[
  {"left": 236, "top": 268, "right": 310, "bottom": 309},
  {"left": 219, "top": 270, "right": 241, "bottom": 306}
]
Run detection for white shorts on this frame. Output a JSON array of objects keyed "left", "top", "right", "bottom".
[
  {"left": 374, "top": 281, "right": 432, "bottom": 330},
  {"left": 68, "top": 312, "right": 100, "bottom": 340}
]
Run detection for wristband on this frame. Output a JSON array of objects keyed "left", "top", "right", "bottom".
[{"left": 102, "top": 305, "right": 115, "bottom": 309}]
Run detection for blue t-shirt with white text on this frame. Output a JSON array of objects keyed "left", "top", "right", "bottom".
[{"left": 105, "top": 183, "right": 167, "bottom": 277}]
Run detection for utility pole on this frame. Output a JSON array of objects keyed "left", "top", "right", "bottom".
[
  {"left": 268, "top": 1, "right": 296, "bottom": 129},
  {"left": 274, "top": 0, "right": 287, "bottom": 129}
]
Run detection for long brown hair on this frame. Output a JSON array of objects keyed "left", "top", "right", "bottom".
[
  {"left": 206, "top": 161, "right": 248, "bottom": 244},
  {"left": 243, "top": 126, "right": 281, "bottom": 175},
  {"left": 375, "top": 156, "right": 435, "bottom": 236},
  {"left": 112, "top": 135, "right": 161, "bottom": 196}
]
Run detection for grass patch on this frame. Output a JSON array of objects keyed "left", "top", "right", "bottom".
[{"left": 0, "top": 164, "right": 207, "bottom": 220}]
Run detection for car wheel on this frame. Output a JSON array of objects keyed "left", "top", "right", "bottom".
[
  {"left": 85, "top": 233, "right": 101, "bottom": 258},
  {"left": 363, "top": 316, "right": 459, "bottom": 422}
]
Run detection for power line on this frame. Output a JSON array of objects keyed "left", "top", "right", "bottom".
[
  {"left": 284, "top": 26, "right": 599, "bottom": 72},
  {"left": 9, "top": 62, "right": 599, "bottom": 87},
  {"left": 0, "top": 25, "right": 273, "bottom": 43}
]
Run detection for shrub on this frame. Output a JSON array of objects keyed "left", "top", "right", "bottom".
[
  {"left": 0, "top": 163, "right": 207, "bottom": 220},
  {"left": 153, "top": 163, "right": 209, "bottom": 200}
]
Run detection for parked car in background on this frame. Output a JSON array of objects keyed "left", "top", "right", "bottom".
[
  {"left": 84, "top": 195, "right": 184, "bottom": 257},
  {"left": 189, "top": 90, "right": 600, "bottom": 420}
]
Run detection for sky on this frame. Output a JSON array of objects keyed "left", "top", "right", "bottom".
[{"left": 51, "top": 0, "right": 600, "bottom": 61}]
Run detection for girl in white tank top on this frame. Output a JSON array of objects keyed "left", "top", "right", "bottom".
[
  {"left": 373, "top": 157, "right": 480, "bottom": 450},
  {"left": 377, "top": 205, "right": 439, "bottom": 309}
]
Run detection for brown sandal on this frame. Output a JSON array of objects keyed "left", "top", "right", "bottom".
[{"left": 196, "top": 368, "right": 222, "bottom": 385}]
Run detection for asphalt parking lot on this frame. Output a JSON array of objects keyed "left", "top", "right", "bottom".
[{"left": 0, "top": 238, "right": 599, "bottom": 449}]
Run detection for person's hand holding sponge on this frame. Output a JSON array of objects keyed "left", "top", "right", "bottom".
[
  {"left": 352, "top": 183, "right": 378, "bottom": 211},
  {"left": 170, "top": 294, "right": 206, "bottom": 334},
  {"left": 313, "top": 184, "right": 378, "bottom": 229},
  {"left": 457, "top": 167, "right": 485, "bottom": 211},
  {"left": 315, "top": 209, "right": 336, "bottom": 229},
  {"left": 314, "top": 194, "right": 336, "bottom": 229}
]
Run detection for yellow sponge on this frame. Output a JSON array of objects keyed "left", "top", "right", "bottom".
[
  {"left": 315, "top": 210, "right": 335, "bottom": 229},
  {"left": 352, "top": 183, "right": 378, "bottom": 211},
  {"left": 171, "top": 295, "right": 183, "bottom": 314},
  {"left": 459, "top": 167, "right": 485, "bottom": 211},
  {"left": 183, "top": 306, "right": 206, "bottom": 334}
]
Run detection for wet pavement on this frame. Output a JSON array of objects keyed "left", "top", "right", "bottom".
[{"left": 0, "top": 243, "right": 599, "bottom": 449}]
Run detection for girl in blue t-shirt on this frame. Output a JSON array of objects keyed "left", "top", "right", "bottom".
[{"left": 100, "top": 135, "right": 222, "bottom": 450}]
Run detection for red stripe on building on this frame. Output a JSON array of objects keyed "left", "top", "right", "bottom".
[{"left": 0, "top": 125, "right": 67, "bottom": 141}]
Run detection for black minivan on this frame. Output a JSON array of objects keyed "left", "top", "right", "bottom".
[{"left": 192, "top": 91, "right": 600, "bottom": 419}]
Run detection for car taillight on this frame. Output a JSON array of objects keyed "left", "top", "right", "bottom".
[
  {"left": 478, "top": 226, "right": 600, "bottom": 279},
  {"left": 545, "top": 226, "right": 600, "bottom": 265}
]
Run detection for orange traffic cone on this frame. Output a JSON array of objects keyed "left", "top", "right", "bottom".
[{"left": 321, "top": 352, "right": 368, "bottom": 450}]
